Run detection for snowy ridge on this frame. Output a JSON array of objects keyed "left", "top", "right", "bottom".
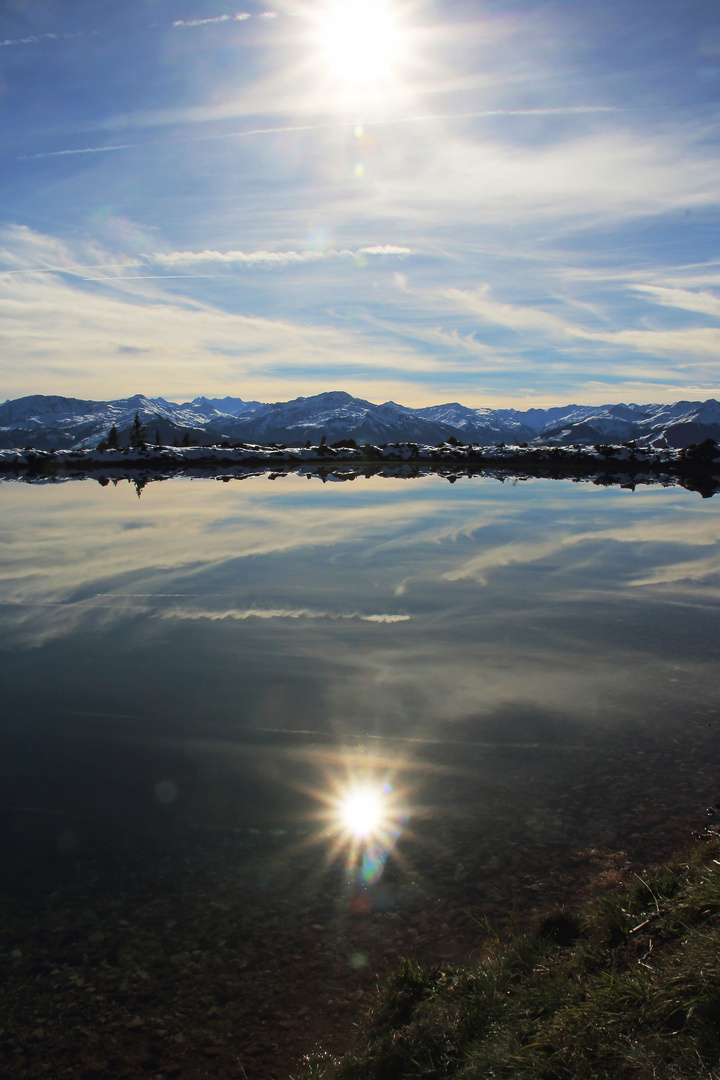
[
  {"left": 0, "top": 391, "right": 719, "bottom": 450},
  {"left": 3, "top": 439, "right": 719, "bottom": 501},
  {"left": 0, "top": 440, "right": 689, "bottom": 472}
]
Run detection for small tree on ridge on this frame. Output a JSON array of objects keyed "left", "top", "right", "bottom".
[{"left": 129, "top": 412, "right": 147, "bottom": 449}]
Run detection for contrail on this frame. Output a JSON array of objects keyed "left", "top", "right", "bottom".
[
  {"left": 18, "top": 144, "right": 135, "bottom": 161},
  {"left": 16, "top": 105, "right": 617, "bottom": 162}
]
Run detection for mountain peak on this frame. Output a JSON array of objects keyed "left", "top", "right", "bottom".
[{"left": 1, "top": 393, "right": 719, "bottom": 451}]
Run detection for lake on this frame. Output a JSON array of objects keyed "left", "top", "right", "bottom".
[{"left": 2, "top": 472, "right": 720, "bottom": 1078}]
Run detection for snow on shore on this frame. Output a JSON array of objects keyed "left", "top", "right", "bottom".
[{"left": 0, "top": 439, "right": 684, "bottom": 471}]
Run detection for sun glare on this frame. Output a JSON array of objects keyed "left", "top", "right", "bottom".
[
  {"left": 306, "top": 763, "right": 411, "bottom": 888},
  {"left": 340, "top": 787, "right": 384, "bottom": 838},
  {"left": 316, "top": 0, "right": 405, "bottom": 88}
]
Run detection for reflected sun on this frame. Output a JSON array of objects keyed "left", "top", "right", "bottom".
[
  {"left": 340, "top": 786, "right": 385, "bottom": 838},
  {"left": 307, "top": 768, "right": 411, "bottom": 886},
  {"left": 316, "top": 0, "right": 406, "bottom": 89}
]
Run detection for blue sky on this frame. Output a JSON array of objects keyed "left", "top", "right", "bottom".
[{"left": 0, "top": 0, "right": 719, "bottom": 407}]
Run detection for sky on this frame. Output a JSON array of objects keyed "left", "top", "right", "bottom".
[{"left": 0, "top": 0, "right": 719, "bottom": 409}]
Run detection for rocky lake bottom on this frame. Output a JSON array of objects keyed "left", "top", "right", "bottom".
[{"left": 2, "top": 721, "right": 719, "bottom": 1080}]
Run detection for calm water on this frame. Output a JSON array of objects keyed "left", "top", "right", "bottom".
[{"left": 2, "top": 473, "right": 720, "bottom": 1075}]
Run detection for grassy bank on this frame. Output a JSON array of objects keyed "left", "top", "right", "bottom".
[{"left": 295, "top": 836, "right": 720, "bottom": 1080}]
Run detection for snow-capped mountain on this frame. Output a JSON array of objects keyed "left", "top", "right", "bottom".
[
  {"left": 192, "top": 396, "right": 263, "bottom": 418},
  {"left": 0, "top": 394, "right": 228, "bottom": 450},
  {"left": 0, "top": 391, "right": 718, "bottom": 450},
  {"left": 414, "top": 402, "right": 538, "bottom": 444},
  {"left": 213, "top": 391, "right": 458, "bottom": 446}
]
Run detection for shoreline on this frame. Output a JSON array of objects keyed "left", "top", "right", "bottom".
[
  {"left": 295, "top": 823, "right": 720, "bottom": 1080},
  {"left": 1, "top": 437, "right": 720, "bottom": 496}
]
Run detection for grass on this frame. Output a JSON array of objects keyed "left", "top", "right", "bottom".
[{"left": 293, "top": 838, "right": 720, "bottom": 1080}]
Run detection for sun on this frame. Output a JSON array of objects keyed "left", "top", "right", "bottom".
[{"left": 315, "top": 0, "right": 406, "bottom": 89}]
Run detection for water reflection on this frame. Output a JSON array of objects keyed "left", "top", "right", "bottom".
[
  {"left": 316, "top": 772, "right": 409, "bottom": 887},
  {"left": 1, "top": 474, "right": 720, "bottom": 1074},
  {"left": 1, "top": 475, "right": 720, "bottom": 837}
]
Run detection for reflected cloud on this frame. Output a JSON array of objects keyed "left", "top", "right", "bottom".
[
  {"left": 162, "top": 606, "right": 411, "bottom": 623},
  {"left": 1, "top": 476, "right": 719, "bottom": 748},
  {"left": 3, "top": 476, "right": 720, "bottom": 649},
  {"left": 628, "top": 555, "right": 720, "bottom": 590},
  {"left": 441, "top": 537, "right": 565, "bottom": 586},
  {"left": 2, "top": 473, "right": 720, "bottom": 869}
]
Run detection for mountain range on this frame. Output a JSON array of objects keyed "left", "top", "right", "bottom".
[{"left": 1, "top": 391, "right": 719, "bottom": 450}]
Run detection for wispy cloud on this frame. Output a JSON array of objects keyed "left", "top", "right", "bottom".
[
  {"left": 173, "top": 15, "right": 231, "bottom": 27},
  {"left": 2, "top": 13, "right": 253, "bottom": 46},
  {"left": 374, "top": 126, "right": 720, "bottom": 227},
  {"left": 0, "top": 31, "right": 87, "bottom": 47},
  {"left": 632, "top": 285, "right": 720, "bottom": 319},
  {"left": 2, "top": 0, "right": 719, "bottom": 410},
  {"left": 15, "top": 107, "right": 618, "bottom": 164},
  {"left": 356, "top": 312, "right": 512, "bottom": 366},
  {"left": 149, "top": 245, "right": 411, "bottom": 267},
  {"left": 171, "top": 12, "right": 260, "bottom": 27},
  {"left": 414, "top": 328, "right": 514, "bottom": 364},
  {"left": 93, "top": 100, "right": 620, "bottom": 136},
  {"left": 0, "top": 227, "right": 438, "bottom": 401},
  {"left": 1, "top": 225, "right": 719, "bottom": 406},
  {"left": 444, "top": 285, "right": 575, "bottom": 337},
  {"left": 1, "top": 33, "right": 58, "bottom": 47},
  {"left": 0, "top": 224, "right": 142, "bottom": 276},
  {"left": 577, "top": 326, "right": 720, "bottom": 360},
  {"left": 442, "top": 283, "right": 720, "bottom": 361},
  {"left": 0, "top": 235, "right": 411, "bottom": 276}
]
